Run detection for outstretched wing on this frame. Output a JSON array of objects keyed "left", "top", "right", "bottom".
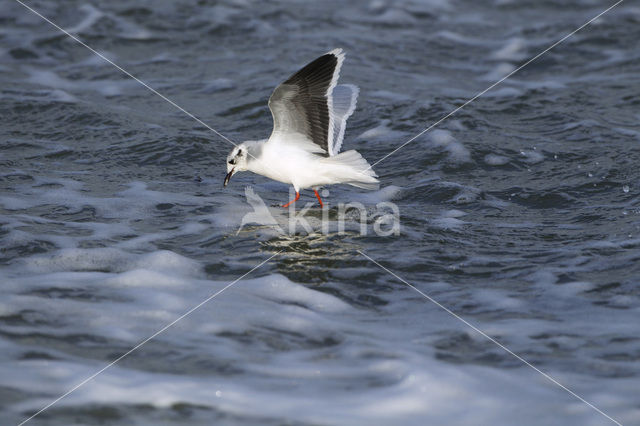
[{"left": 268, "top": 48, "right": 356, "bottom": 157}]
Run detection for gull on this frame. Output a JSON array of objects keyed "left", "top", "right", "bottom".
[{"left": 223, "top": 48, "right": 379, "bottom": 208}]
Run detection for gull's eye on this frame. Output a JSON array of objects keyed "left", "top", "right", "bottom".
[
  {"left": 238, "top": 149, "right": 243, "bottom": 156},
  {"left": 228, "top": 159, "right": 236, "bottom": 165}
]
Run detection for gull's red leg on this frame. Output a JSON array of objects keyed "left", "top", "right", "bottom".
[
  {"left": 313, "top": 189, "right": 324, "bottom": 208},
  {"left": 282, "top": 191, "right": 300, "bottom": 208}
]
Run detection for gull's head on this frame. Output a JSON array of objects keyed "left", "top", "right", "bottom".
[{"left": 224, "top": 143, "right": 249, "bottom": 187}]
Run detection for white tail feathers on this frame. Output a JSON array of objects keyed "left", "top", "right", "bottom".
[{"left": 320, "top": 149, "right": 379, "bottom": 190}]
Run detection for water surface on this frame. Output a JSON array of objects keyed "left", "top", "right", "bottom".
[{"left": 1, "top": 1, "right": 639, "bottom": 425}]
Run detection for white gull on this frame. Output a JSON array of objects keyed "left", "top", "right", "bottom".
[{"left": 223, "top": 48, "right": 379, "bottom": 207}]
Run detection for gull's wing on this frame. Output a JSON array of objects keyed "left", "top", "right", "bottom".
[
  {"left": 328, "top": 83, "right": 359, "bottom": 156},
  {"left": 267, "top": 48, "right": 358, "bottom": 157}
]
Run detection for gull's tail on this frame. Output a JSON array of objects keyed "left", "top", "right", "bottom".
[{"left": 319, "top": 149, "right": 379, "bottom": 190}]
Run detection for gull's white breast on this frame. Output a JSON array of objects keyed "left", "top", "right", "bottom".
[
  {"left": 249, "top": 133, "right": 378, "bottom": 192},
  {"left": 251, "top": 135, "right": 327, "bottom": 191}
]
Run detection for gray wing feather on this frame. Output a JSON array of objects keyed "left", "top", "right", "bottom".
[
  {"left": 268, "top": 49, "right": 343, "bottom": 156},
  {"left": 328, "top": 84, "right": 359, "bottom": 156}
]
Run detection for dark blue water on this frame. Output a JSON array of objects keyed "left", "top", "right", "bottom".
[{"left": 1, "top": 1, "right": 639, "bottom": 425}]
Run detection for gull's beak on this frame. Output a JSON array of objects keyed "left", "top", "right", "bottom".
[{"left": 224, "top": 168, "right": 234, "bottom": 187}]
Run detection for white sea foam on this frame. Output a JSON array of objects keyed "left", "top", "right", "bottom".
[
  {"left": 2, "top": 246, "right": 634, "bottom": 425},
  {"left": 520, "top": 149, "right": 545, "bottom": 164},
  {"left": 356, "top": 119, "right": 405, "bottom": 141},
  {"left": 481, "top": 62, "right": 517, "bottom": 82},
  {"left": 26, "top": 68, "right": 141, "bottom": 97},
  {"left": 66, "top": 4, "right": 104, "bottom": 34},
  {"left": 429, "top": 129, "right": 472, "bottom": 164},
  {"left": 491, "top": 37, "right": 527, "bottom": 61},
  {"left": 484, "top": 153, "right": 510, "bottom": 166}
]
